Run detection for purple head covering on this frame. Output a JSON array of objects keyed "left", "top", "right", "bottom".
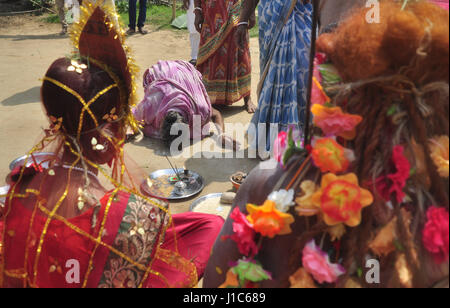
[{"left": 133, "top": 60, "right": 212, "bottom": 139}]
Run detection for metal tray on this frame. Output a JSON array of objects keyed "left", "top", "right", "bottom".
[
  {"left": 9, "top": 152, "right": 56, "bottom": 171},
  {"left": 141, "top": 169, "right": 205, "bottom": 201},
  {"left": 189, "top": 193, "right": 223, "bottom": 211},
  {"left": 190, "top": 193, "right": 233, "bottom": 220},
  {"left": 0, "top": 185, "right": 10, "bottom": 208}
]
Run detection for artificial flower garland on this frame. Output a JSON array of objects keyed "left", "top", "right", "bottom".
[{"left": 220, "top": 51, "right": 449, "bottom": 288}]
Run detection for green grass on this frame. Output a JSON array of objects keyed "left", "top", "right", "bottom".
[
  {"left": 249, "top": 17, "right": 259, "bottom": 38},
  {"left": 118, "top": 4, "right": 186, "bottom": 31},
  {"left": 43, "top": 14, "right": 60, "bottom": 24},
  {"left": 42, "top": 4, "right": 258, "bottom": 37}
]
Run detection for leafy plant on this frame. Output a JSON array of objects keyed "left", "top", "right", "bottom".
[
  {"left": 115, "top": 0, "right": 129, "bottom": 14},
  {"left": 30, "top": 0, "right": 53, "bottom": 9}
]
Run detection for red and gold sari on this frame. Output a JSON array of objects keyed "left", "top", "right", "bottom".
[
  {"left": 197, "top": 0, "right": 252, "bottom": 106},
  {"left": 0, "top": 180, "right": 223, "bottom": 288}
]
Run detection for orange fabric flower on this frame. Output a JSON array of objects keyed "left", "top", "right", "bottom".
[
  {"left": 311, "top": 105, "right": 362, "bottom": 140},
  {"left": 429, "top": 136, "right": 449, "bottom": 178},
  {"left": 312, "top": 173, "right": 373, "bottom": 227},
  {"left": 247, "top": 200, "right": 295, "bottom": 239},
  {"left": 219, "top": 269, "right": 240, "bottom": 288},
  {"left": 312, "top": 138, "right": 350, "bottom": 173}
]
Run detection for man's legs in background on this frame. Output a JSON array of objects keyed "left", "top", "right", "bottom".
[
  {"left": 128, "top": 0, "right": 148, "bottom": 35},
  {"left": 55, "top": 0, "right": 68, "bottom": 35},
  {"left": 137, "top": 0, "right": 148, "bottom": 34},
  {"left": 187, "top": 0, "right": 200, "bottom": 65},
  {"left": 128, "top": 0, "right": 137, "bottom": 34}
]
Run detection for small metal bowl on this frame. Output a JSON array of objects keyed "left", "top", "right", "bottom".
[
  {"left": 9, "top": 152, "right": 56, "bottom": 171},
  {"left": 230, "top": 172, "right": 247, "bottom": 190}
]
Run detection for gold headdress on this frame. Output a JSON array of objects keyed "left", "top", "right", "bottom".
[{"left": 69, "top": 0, "right": 140, "bottom": 132}]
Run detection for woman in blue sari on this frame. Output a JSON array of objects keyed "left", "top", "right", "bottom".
[{"left": 237, "top": 0, "right": 313, "bottom": 156}]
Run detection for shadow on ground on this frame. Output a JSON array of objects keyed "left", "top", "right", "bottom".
[
  {"left": 184, "top": 150, "right": 259, "bottom": 184},
  {"left": 1, "top": 86, "right": 40, "bottom": 106},
  {"left": 0, "top": 33, "right": 67, "bottom": 41}
]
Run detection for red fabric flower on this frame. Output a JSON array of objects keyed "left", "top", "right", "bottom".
[
  {"left": 422, "top": 206, "right": 449, "bottom": 264},
  {"left": 225, "top": 207, "right": 258, "bottom": 257},
  {"left": 375, "top": 146, "right": 411, "bottom": 203}
]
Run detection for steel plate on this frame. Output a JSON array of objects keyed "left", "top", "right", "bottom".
[
  {"left": 189, "top": 193, "right": 223, "bottom": 212},
  {"left": 141, "top": 169, "right": 205, "bottom": 201},
  {"left": 9, "top": 152, "right": 56, "bottom": 171}
]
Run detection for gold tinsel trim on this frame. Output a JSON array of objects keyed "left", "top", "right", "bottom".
[{"left": 69, "top": 0, "right": 140, "bottom": 132}]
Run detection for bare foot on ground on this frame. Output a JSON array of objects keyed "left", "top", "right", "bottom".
[{"left": 244, "top": 96, "right": 256, "bottom": 114}]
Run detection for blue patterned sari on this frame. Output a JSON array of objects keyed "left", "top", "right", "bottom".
[{"left": 250, "top": 0, "right": 312, "bottom": 153}]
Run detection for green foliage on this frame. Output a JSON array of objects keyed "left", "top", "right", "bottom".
[
  {"left": 30, "top": 0, "right": 53, "bottom": 9},
  {"left": 115, "top": 0, "right": 129, "bottom": 14},
  {"left": 43, "top": 13, "right": 60, "bottom": 23},
  {"left": 249, "top": 17, "right": 259, "bottom": 38},
  {"left": 41, "top": 2, "right": 259, "bottom": 37}
]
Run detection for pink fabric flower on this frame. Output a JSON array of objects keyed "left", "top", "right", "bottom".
[
  {"left": 423, "top": 206, "right": 449, "bottom": 264},
  {"left": 273, "top": 131, "right": 288, "bottom": 164},
  {"left": 311, "top": 77, "right": 331, "bottom": 106},
  {"left": 375, "top": 146, "right": 411, "bottom": 203},
  {"left": 302, "top": 240, "right": 346, "bottom": 284},
  {"left": 430, "top": 0, "right": 449, "bottom": 10},
  {"left": 226, "top": 207, "right": 258, "bottom": 257},
  {"left": 311, "top": 105, "right": 363, "bottom": 140}
]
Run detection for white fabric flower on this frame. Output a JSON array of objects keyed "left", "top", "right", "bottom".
[{"left": 268, "top": 189, "right": 295, "bottom": 213}]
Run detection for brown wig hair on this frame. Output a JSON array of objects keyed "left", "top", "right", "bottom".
[{"left": 316, "top": 0, "right": 449, "bottom": 287}]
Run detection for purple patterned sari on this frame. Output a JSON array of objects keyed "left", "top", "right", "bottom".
[{"left": 133, "top": 60, "right": 212, "bottom": 139}]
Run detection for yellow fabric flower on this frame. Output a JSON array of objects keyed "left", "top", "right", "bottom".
[
  {"left": 295, "top": 180, "right": 320, "bottom": 217},
  {"left": 429, "top": 135, "right": 449, "bottom": 178},
  {"left": 289, "top": 268, "right": 317, "bottom": 288},
  {"left": 247, "top": 200, "right": 295, "bottom": 239},
  {"left": 328, "top": 223, "right": 347, "bottom": 242},
  {"left": 312, "top": 173, "right": 373, "bottom": 227}
]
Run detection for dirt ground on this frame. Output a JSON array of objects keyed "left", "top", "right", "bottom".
[{"left": 0, "top": 13, "right": 261, "bottom": 213}]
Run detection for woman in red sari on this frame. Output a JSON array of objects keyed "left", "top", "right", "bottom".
[
  {"left": 194, "top": 0, "right": 256, "bottom": 113},
  {"left": 0, "top": 1, "right": 223, "bottom": 288}
]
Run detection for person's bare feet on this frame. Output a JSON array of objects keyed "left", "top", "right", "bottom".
[{"left": 244, "top": 96, "right": 256, "bottom": 114}]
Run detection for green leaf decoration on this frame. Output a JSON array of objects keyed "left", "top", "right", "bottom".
[
  {"left": 387, "top": 105, "right": 398, "bottom": 116},
  {"left": 357, "top": 267, "right": 363, "bottom": 278},
  {"left": 319, "top": 64, "right": 342, "bottom": 86},
  {"left": 232, "top": 259, "right": 272, "bottom": 286}
]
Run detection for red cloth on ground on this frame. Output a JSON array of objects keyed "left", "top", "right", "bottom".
[{"left": 163, "top": 212, "right": 224, "bottom": 277}]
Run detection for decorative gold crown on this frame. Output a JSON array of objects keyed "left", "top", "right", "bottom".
[{"left": 69, "top": 0, "right": 140, "bottom": 132}]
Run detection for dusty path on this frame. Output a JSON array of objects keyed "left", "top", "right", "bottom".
[{"left": 0, "top": 14, "right": 260, "bottom": 213}]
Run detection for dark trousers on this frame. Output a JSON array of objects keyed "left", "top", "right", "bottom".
[{"left": 129, "top": 0, "right": 147, "bottom": 29}]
